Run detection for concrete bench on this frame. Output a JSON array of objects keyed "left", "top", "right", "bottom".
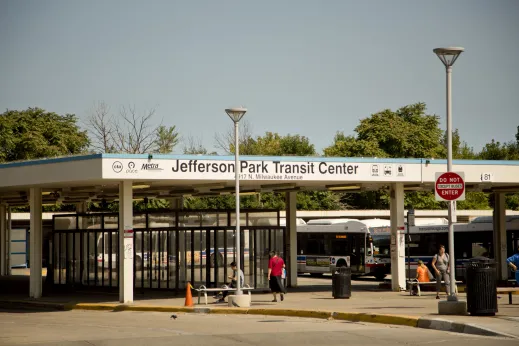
[
  {"left": 195, "top": 284, "right": 253, "bottom": 305},
  {"left": 497, "top": 287, "right": 519, "bottom": 305},
  {"left": 407, "top": 279, "right": 461, "bottom": 297}
]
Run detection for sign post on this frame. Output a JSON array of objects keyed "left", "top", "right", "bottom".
[{"left": 435, "top": 172, "right": 465, "bottom": 302}]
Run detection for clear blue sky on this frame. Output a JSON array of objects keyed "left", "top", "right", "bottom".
[{"left": 1, "top": 0, "right": 518, "bottom": 155}]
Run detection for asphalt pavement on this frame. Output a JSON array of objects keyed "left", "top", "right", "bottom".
[
  {"left": 1, "top": 309, "right": 518, "bottom": 346},
  {"left": 1, "top": 273, "right": 518, "bottom": 340}
]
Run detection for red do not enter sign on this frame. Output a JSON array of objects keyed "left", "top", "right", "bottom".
[{"left": 435, "top": 172, "right": 465, "bottom": 201}]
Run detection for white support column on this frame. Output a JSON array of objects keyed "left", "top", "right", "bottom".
[
  {"left": 0, "top": 204, "right": 6, "bottom": 276},
  {"left": 493, "top": 192, "right": 508, "bottom": 281},
  {"left": 390, "top": 183, "right": 406, "bottom": 291},
  {"left": 285, "top": 191, "right": 298, "bottom": 288},
  {"left": 7, "top": 206, "right": 12, "bottom": 275},
  {"left": 119, "top": 181, "right": 134, "bottom": 303},
  {"left": 30, "top": 187, "right": 43, "bottom": 298}
]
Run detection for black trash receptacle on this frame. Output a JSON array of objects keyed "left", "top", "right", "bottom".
[
  {"left": 332, "top": 266, "right": 351, "bottom": 299},
  {"left": 465, "top": 258, "right": 498, "bottom": 316}
]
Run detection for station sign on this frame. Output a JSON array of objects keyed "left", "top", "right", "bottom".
[{"left": 103, "top": 158, "right": 422, "bottom": 182}]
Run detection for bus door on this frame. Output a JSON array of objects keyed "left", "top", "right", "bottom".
[{"left": 349, "top": 234, "right": 363, "bottom": 273}]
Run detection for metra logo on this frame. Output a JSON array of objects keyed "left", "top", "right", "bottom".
[{"left": 141, "top": 163, "right": 163, "bottom": 171}]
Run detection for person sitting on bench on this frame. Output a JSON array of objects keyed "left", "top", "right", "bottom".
[
  {"left": 412, "top": 260, "right": 431, "bottom": 295},
  {"left": 214, "top": 261, "right": 244, "bottom": 303},
  {"left": 507, "top": 246, "right": 519, "bottom": 283}
]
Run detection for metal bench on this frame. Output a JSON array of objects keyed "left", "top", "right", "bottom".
[
  {"left": 195, "top": 284, "right": 254, "bottom": 305},
  {"left": 407, "top": 279, "right": 461, "bottom": 296},
  {"left": 497, "top": 287, "right": 519, "bottom": 305}
]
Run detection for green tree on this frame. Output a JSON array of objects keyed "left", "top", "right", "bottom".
[
  {"left": 244, "top": 132, "right": 317, "bottom": 156},
  {"left": 323, "top": 132, "right": 387, "bottom": 157},
  {"left": 478, "top": 139, "right": 519, "bottom": 160},
  {"left": 0, "top": 108, "right": 90, "bottom": 162},
  {"left": 154, "top": 125, "right": 179, "bottom": 154},
  {"left": 477, "top": 127, "right": 519, "bottom": 210},
  {"left": 324, "top": 103, "right": 489, "bottom": 210}
]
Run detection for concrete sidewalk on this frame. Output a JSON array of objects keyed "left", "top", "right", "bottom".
[{"left": 1, "top": 287, "right": 518, "bottom": 339}]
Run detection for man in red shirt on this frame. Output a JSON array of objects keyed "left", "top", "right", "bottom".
[{"left": 268, "top": 251, "right": 286, "bottom": 302}]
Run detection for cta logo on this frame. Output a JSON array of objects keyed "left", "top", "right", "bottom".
[
  {"left": 141, "top": 163, "right": 163, "bottom": 171},
  {"left": 112, "top": 161, "right": 123, "bottom": 173}
]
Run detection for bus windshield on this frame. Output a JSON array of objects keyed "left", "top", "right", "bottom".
[{"left": 372, "top": 235, "right": 390, "bottom": 258}]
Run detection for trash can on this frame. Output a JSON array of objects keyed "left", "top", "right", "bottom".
[
  {"left": 465, "top": 258, "right": 498, "bottom": 316},
  {"left": 332, "top": 266, "right": 351, "bottom": 299}
]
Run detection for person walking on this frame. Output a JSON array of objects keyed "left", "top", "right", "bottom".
[
  {"left": 268, "top": 251, "right": 286, "bottom": 302},
  {"left": 431, "top": 245, "right": 450, "bottom": 299},
  {"left": 507, "top": 245, "right": 519, "bottom": 283}
]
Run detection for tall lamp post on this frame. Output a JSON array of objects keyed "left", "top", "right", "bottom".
[
  {"left": 433, "top": 47, "right": 464, "bottom": 301},
  {"left": 225, "top": 107, "right": 247, "bottom": 296}
]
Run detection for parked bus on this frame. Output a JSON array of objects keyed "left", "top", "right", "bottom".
[
  {"left": 296, "top": 219, "right": 373, "bottom": 277},
  {"left": 367, "top": 218, "right": 449, "bottom": 280},
  {"left": 296, "top": 218, "right": 448, "bottom": 280},
  {"left": 370, "top": 216, "right": 519, "bottom": 280}
]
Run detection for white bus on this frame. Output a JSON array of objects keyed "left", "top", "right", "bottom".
[
  {"left": 296, "top": 219, "right": 372, "bottom": 277},
  {"left": 370, "top": 216, "right": 519, "bottom": 280},
  {"left": 367, "top": 218, "right": 448, "bottom": 280}
]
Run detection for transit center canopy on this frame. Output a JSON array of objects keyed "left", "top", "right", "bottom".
[{"left": 0, "top": 154, "right": 518, "bottom": 206}]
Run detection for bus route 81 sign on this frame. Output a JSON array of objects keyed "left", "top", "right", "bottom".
[{"left": 435, "top": 172, "right": 465, "bottom": 201}]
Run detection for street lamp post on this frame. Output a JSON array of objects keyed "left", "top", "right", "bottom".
[
  {"left": 433, "top": 47, "right": 464, "bottom": 301},
  {"left": 225, "top": 107, "right": 247, "bottom": 296}
]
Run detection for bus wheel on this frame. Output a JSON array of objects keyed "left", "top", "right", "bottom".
[
  {"left": 210, "top": 253, "right": 223, "bottom": 268},
  {"left": 375, "top": 273, "right": 386, "bottom": 281}
]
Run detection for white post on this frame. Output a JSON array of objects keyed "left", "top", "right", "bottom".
[
  {"left": 30, "top": 187, "right": 43, "bottom": 298},
  {"left": 0, "top": 204, "right": 6, "bottom": 276},
  {"left": 445, "top": 65, "right": 458, "bottom": 300},
  {"left": 119, "top": 180, "right": 134, "bottom": 303},
  {"left": 285, "top": 191, "right": 298, "bottom": 288},
  {"left": 234, "top": 121, "right": 242, "bottom": 295},
  {"left": 390, "top": 183, "right": 406, "bottom": 291},
  {"left": 493, "top": 192, "right": 508, "bottom": 281}
]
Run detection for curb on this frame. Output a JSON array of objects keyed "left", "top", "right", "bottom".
[
  {"left": 416, "top": 317, "right": 518, "bottom": 339},
  {"left": 0, "top": 300, "right": 515, "bottom": 339}
]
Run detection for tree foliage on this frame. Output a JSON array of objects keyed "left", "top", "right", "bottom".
[
  {"left": 0, "top": 108, "right": 90, "bottom": 162},
  {"left": 323, "top": 103, "right": 492, "bottom": 210},
  {"left": 154, "top": 125, "right": 180, "bottom": 154},
  {"left": 325, "top": 103, "right": 444, "bottom": 159},
  {"left": 478, "top": 139, "right": 519, "bottom": 160}
]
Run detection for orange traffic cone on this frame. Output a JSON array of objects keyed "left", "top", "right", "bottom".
[{"left": 184, "top": 282, "right": 194, "bottom": 307}]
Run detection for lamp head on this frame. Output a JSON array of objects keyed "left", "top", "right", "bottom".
[
  {"left": 225, "top": 107, "right": 247, "bottom": 123},
  {"left": 433, "top": 47, "right": 464, "bottom": 67}
]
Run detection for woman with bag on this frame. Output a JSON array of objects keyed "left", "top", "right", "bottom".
[
  {"left": 268, "top": 251, "right": 286, "bottom": 302},
  {"left": 431, "top": 245, "right": 451, "bottom": 299}
]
